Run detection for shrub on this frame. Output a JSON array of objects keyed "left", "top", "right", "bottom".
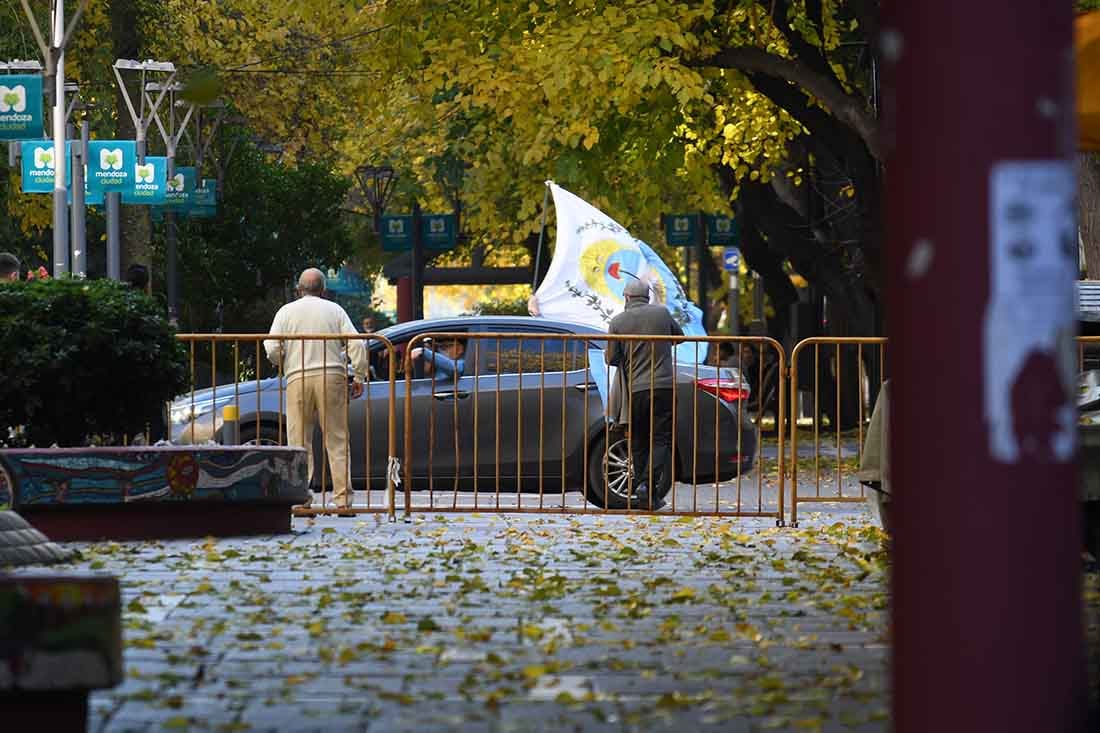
[{"left": 0, "top": 278, "right": 188, "bottom": 447}]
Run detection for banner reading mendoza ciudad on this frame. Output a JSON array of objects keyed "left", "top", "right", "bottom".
[{"left": 531, "top": 182, "right": 707, "bottom": 363}]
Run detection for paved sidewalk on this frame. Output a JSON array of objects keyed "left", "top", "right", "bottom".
[{"left": 44, "top": 509, "right": 890, "bottom": 732}]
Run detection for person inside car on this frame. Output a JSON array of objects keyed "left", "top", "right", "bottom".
[{"left": 410, "top": 337, "right": 466, "bottom": 383}]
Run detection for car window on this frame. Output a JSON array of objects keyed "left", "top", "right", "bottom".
[
  {"left": 481, "top": 334, "right": 589, "bottom": 375},
  {"left": 379, "top": 329, "right": 473, "bottom": 381}
]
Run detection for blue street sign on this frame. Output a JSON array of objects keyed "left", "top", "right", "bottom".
[
  {"left": 0, "top": 75, "right": 44, "bottom": 140},
  {"left": 723, "top": 247, "right": 741, "bottom": 272}
]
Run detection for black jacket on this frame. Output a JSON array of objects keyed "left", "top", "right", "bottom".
[{"left": 606, "top": 301, "right": 684, "bottom": 393}]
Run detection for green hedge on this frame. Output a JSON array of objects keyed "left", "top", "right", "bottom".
[{"left": 0, "top": 279, "right": 188, "bottom": 447}]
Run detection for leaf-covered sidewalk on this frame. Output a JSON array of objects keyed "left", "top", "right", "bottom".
[{"left": 64, "top": 511, "right": 890, "bottom": 732}]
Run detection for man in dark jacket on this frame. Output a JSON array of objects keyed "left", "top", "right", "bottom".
[{"left": 606, "top": 279, "right": 683, "bottom": 509}]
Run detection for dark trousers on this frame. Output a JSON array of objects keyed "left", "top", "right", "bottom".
[{"left": 629, "top": 388, "right": 674, "bottom": 502}]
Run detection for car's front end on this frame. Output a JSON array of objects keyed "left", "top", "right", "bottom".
[{"left": 169, "top": 379, "right": 279, "bottom": 445}]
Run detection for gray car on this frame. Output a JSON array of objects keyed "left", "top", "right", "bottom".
[{"left": 170, "top": 316, "right": 756, "bottom": 509}]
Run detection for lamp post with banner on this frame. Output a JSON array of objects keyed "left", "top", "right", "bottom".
[
  {"left": 355, "top": 164, "right": 397, "bottom": 236},
  {"left": 138, "top": 78, "right": 195, "bottom": 322},
  {"left": 110, "top": 59, "right": 178, "bottom": 283},
  {"left": 17, "top": 0, "right": 89, "bottom": 277},
  {"left": 356, "top": 165, "right": 405, "bottom": 317}
]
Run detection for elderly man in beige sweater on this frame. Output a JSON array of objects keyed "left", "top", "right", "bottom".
[{"left": 265, "top": 268, "right": 369, "bottom": 511}]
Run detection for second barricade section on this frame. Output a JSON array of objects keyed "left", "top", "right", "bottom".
[{"left": 400, "top": 332, "right": 786, "bottom": 520}]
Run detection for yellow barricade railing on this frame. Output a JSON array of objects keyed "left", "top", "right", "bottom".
[
  {"left": 400, "top": 332, "right": 786, "bottom": 521},
  {"left": 788, "top": 337, "right": 888, "bottom": 526},
  {"left": 174, "top": 334, "right": 397, "bottom": 520}
]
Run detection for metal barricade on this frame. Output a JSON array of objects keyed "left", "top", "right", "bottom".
[
  {"left": 173, "top": 334, "right": 398, "bottom": 519},
  {"left": 789, "top": 337, "right": 888, "bottom": 526},
  {"left": 401, "top": 332, "right": 786, "bottom": 521}
]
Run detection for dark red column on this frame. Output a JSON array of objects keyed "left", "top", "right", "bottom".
[
  {"left": 883, "top": 2, "right": 1085, "bottom": 731},
  {"left": 396, "top": 276, "right": 412, "bottom": 323}
]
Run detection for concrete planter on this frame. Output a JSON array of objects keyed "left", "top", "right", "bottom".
[{"left": 0, "top": 446, "right": 308, "bottom": 541}]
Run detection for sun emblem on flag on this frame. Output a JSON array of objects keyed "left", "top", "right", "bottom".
[{"left": 578, "top": 239, "right": 646, "bottom": 302}]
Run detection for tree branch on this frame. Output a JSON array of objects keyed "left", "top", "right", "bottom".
[
  {"left": 754, "top": 0, "right": 843, "bottom": 92},
  {"left": 739, "top": 180, "right": 876, "bottom": 335},
  {"left": 714, "top": 165, "right": 798, "bottom": 340},
  {"left": 691, "top": 46, "right": 882, "bottom": 159}
]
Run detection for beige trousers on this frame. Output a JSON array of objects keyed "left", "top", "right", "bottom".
[{"left": 287, "top": 372, "right": 351, "bottom": 506}]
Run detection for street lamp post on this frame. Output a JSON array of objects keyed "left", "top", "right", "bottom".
[
  {"left": 142, "top": 79, "right": 195, "bottom": 324},
  {"left": 19, "top": 0, "right": 87, "bottom": 277},
  {"left": 355, "top": 164, "right": 396, "bottom": 235},
  {"left": 357, "top": 165, "right": 416, "bottom": 320},
  {"left": 110, "top": 60, "right": 178, "bottom": 285}
]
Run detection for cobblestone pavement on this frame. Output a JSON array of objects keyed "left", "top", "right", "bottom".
[{"left": 49, "top": 508, "right": 891, "bottom": 732}]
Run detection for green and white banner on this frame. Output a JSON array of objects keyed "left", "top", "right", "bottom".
[
  {"left": 122, "top": 156, "right": 168, "bottom": 205},
  {"left": 0, "top": 75, "right": 43, "bottom": 140},
  {"left": 189, "top": 178, "right": 218, "bottom": 218},
  {"left": 165, "top": 166, "right": 196, "bottom": 209},
  {"left": 20, "top": 140, "right": 71, "bottom": 193},
  {"left": 87, "top": 140, "right": 137, "bottom": 196}
]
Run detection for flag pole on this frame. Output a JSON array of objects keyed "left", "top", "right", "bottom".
[{"left": 532, "top": 181, "right": 551, "bottom": 289}]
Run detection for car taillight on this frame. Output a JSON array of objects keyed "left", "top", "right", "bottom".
[{"left": 696, "top": 378, "right": 749, "bottom": 402}]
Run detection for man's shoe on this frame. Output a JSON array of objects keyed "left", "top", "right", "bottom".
[
  {"left": 630, "top": 485, "right": 667, "bottom": 511},
  {"left": 334, "top": 503, "right": 355, "bottom": 518},
  {"left": 635, "top": 495, "right": 667, "bottom": 511}
]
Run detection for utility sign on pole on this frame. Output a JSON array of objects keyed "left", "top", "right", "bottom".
[
  {"left": 0, "top": 74, "right": 43, "bottom": 140},
  {"left": 724, "top": 247, "right": 740, "bottom": 336},
  {"left": 722, "top": 247, "right": 740, "bottom": 272}
]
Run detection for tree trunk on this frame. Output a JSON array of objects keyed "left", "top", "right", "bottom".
[
  {"left": 1081, "top": 152, "right": 1100, "bottom": 278},
  {"left": 109, "top": 0, "right": 153, "bottom": 282}
]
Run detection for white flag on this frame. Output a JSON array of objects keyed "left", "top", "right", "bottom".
[{"left": 532, "top": 182, "right": 707, "bottom": 361}]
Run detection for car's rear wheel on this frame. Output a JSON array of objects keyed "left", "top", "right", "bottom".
[{"left": 585, "top": 431, "right": 672, "bottom": 510}]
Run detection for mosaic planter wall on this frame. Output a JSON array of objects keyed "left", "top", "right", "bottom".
[{"left": 0, "top": 446, "right": 309, "bottom": 508}]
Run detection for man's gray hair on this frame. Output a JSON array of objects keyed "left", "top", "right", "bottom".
[
  {"left": 298, "top": 268, "right": 326, "bottom": 295},
  {"left": 623, "top": 278, "right": 651, "bottom": 302}
]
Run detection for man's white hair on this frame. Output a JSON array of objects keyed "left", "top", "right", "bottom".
[{"left": 298, "top": 268, "right": 326, "bottom": 295}]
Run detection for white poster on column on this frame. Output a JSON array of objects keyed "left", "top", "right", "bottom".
[{"left": 983, "top": 161, "right": 1077, "bottom": 463}]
